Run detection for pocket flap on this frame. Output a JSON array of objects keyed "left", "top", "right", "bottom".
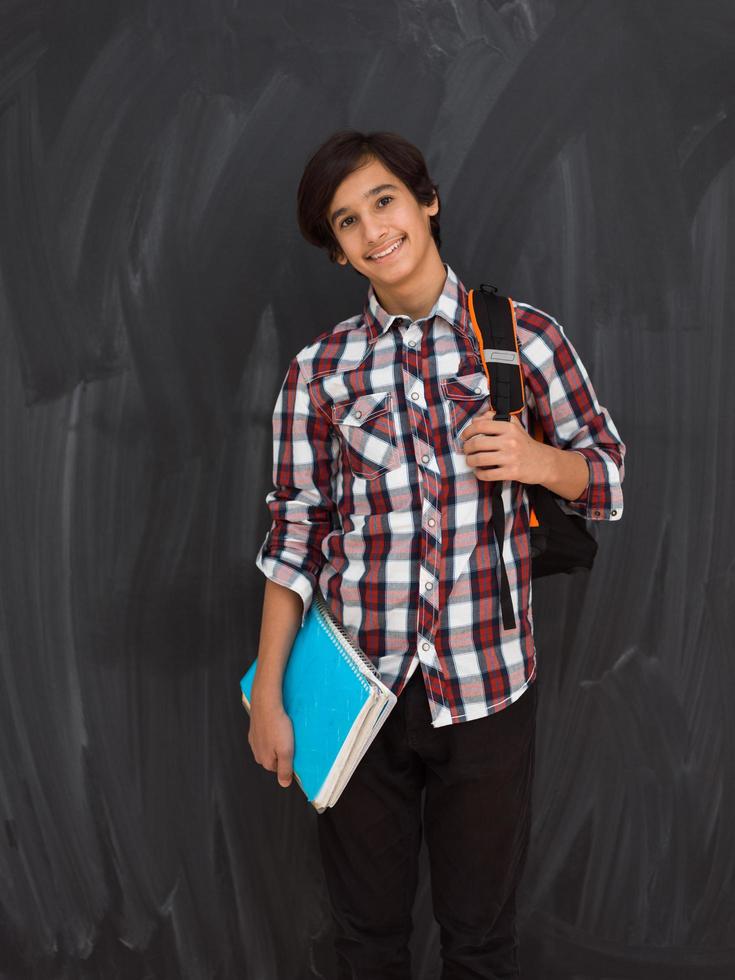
[
  {"left": 332, "top": 390, "right": 391, "bottom": 426},
  {"left": 441, "top": 371, "right": 490, "bottom": 401}
]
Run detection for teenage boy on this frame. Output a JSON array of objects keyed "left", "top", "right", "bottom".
[{"left": 248, "top": 130, "right": 625, "bottom": 979}]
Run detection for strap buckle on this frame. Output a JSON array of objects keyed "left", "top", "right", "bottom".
[{"left": 483, "top": 348, "right": 519, "bottom": 365}]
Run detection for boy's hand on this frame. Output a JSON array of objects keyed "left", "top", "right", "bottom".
[
  {"left": 460, "top": 409, "right": 553, "bottom": 484},
  {"left": 248, "top": 700, "right": 295, "bottom": 788}
]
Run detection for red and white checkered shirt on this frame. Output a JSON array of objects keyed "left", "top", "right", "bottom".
[{"left": 256, "top": 263, "right": 625, "bottom": 727}]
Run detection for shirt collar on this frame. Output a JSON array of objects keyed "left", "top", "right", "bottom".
[{"left": 361, "top": 262, "right": 472, "bottom": 343}]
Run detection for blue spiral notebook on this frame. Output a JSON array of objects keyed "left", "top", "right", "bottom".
[{"left": 240, "top": 587, "right": 398, "bottom": 813}]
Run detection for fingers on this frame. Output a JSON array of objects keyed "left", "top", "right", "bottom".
[
  {"left": 277, "top": 751, "right": 293, "bottom": 787},
  {"left": 251, "top": 745, "right": 293, "bottom": 788}
]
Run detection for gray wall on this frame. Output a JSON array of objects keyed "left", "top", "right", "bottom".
[{"left": 1, "top": 1, "right": 733, "bottom": 977}]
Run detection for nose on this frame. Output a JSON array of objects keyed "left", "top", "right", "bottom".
[{"left": 363, "top": 215, "right": 390, "bottom": 245}]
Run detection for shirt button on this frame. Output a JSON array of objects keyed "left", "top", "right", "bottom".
[
  {"left": 422, "top": 642, "right": 429, "bottom": 651},
  {"left": 408, "top": 340, "right": 416, "bottom": 347},
  {"left": 428, "top": 518, "right": 436, "bottom": 527},
  {"left": 611, "top": 509, "right": 617, "bottom": 516},
  {"left": 411, "top": 392, "right": 419, "bottom": 400},
  {"left": 594, "top": 510, "right": 600, "bottom": 516},
  {"left": 424, "top": 581, "right": 433, "bottom": 591},
  {"left": 354, "top": 411, "right": 362, "bottom": 418},
  {"left": 422, "top": 454, "right": 430, "bottom": 463},
  {"left": 474, "top": 387, "right": 482, "bottom": 393}
]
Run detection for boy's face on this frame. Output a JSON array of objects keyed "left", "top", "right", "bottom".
[{"left": 327, "top": 156, "right": 439, "bottom": 284}]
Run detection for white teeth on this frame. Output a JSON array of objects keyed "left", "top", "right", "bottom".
[{"left": 369, "top": 237, "right": 404, "bottom": 259}]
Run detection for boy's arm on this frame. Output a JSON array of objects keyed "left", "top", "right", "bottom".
[
  {"left": 520, "top": 309, "right": 626, "bottom": 521},
  {"left": 250, "top": 578, "right": 303, "bottom": 708},
  {"left": 255, "top": 354, "right": 338, "bottom": 626}
]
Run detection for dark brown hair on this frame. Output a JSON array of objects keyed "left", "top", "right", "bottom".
[{"left": 296, "top": 130, "right": 441, "bottom": 264}]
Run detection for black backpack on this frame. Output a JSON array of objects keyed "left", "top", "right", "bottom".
[{"left": 468, "top": 283, "right": 598, "bottom": 631}]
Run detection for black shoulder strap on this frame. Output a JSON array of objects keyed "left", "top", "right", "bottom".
[
  {"left": 468, "top": 284, "right": 525, "bottom": 420},
  {"left": 468, "top": 283, "right": 525, "bottom": 631}
]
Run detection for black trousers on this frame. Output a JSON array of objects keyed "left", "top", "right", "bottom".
[{"left": 316, "top": 664, "right": 538, "bottom": 980}]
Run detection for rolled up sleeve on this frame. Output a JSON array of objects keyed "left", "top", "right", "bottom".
[
  {"left": 521, "top": 311, "right": 626, "bottom": 522},
  {"left": 255, "top": 354, "right": 338, "bottom": 625}
]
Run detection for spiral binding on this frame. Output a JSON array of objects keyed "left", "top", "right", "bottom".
[{"left": 312, "top": 588, "right": 380, "bottom": 680}]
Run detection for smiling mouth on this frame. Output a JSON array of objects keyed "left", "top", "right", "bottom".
[{"left": 367, "top": 236, "right": 406, "bottom": 261}]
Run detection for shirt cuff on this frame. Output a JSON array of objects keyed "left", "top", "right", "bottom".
[
  {"left": 557, "top": 448, "right": 624, "bottom": 521},
  {"left": 255, "top": 547, "right": 317, "bottom": 627}
]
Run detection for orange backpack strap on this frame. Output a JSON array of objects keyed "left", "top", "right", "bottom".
[
  {"left": 468, "top": 286, "right": 540, "bottom": 550},
  {"left": 467, "top": 285, "right": 525, "bottom": 420}
]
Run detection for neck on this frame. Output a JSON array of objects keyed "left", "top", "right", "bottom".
[{"left": 371, "top": 249, "right": 448, "bottom": 323}]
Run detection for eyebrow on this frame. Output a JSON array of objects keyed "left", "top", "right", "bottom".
[{"left": 329, "top": 183, "right": 400, "bottom": 226}]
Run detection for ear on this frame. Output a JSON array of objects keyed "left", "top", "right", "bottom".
[{"left": 426, "top": 189, "right": 439, "bottom": 216}]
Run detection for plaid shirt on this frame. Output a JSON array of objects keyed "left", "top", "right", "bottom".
[{"left": 255, "top": 263, "right": 625, "bottom": 727}]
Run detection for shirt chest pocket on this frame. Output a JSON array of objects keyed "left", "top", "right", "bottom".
[
  {"left": 440, "top": 370, "right": 492, "bottom": 448},
  {"left": 331, "top": 390, "right": 401, "bottom": 480}
]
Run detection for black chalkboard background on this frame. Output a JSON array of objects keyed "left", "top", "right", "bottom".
[{"left": 1, "top": 1, "right": 733, "bottom": 978}]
